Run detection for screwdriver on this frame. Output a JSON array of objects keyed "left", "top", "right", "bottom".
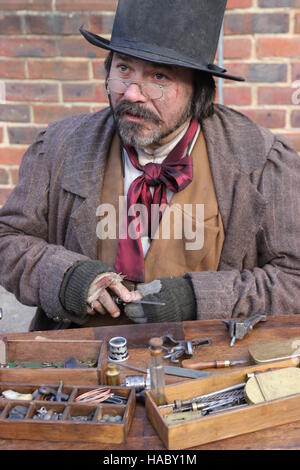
[{"left": 181, "top": 359, "right": 248, "bottom": 370}]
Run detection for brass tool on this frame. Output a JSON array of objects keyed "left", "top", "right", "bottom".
[
  {"left": 181, "top": 358, "right": 248, "bottom": 370},
  {"left": 223, "top": 313, "right": 267, "bottom": 347},
  {"left": 249, "top": 338, "right": 300, "bottom": 364},
  {"left": 245, "top": 367, "right": 300, "bottom": 404}
]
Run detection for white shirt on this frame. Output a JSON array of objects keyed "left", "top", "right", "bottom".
[{"left": 122, "top": 123, "right": 200, "bottom": 256}]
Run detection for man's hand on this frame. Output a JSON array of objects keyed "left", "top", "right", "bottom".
[
  {"left": 124, "top": 277, "right": 196, "bottom": 324},
  {"left": 86, "top": 273, "right": 142, "bottom": 318}
]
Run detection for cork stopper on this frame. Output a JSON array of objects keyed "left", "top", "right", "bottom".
[{"left": 149, "top": 337, "right": 163, "bottom": 355}]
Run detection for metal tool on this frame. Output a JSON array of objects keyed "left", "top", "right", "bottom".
[
  {"left": 161, "top": 334, "right": 212, "bottom": 363},
  {"left": 113, "top": 296, "right": 166, "bottom": 307},
  {"left": 160, "top": 382, "right": 246, "bottom": 411},
  {"left": 181, "top": 358, "right": 248, "bottom": 370},
  {"left": 223, "top": 313, "right": 267, "bottom": 347},
  {"left": 115, "top": 361, "right": 210, "bottom": 379}
]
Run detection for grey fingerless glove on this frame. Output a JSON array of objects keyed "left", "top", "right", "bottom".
[
  {"left": 124, "top": 277, "right": 197, "bottom": 324},
  {"left": 59, "top": 260, "right": 114, "bottom": 319}
]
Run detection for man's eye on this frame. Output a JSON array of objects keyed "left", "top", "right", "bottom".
[
  {"left": 155, "top": 73, "right": 166, "bottom": 81},
  {"left": 118, "top": 64, "right": 128, "bottom": 72}
]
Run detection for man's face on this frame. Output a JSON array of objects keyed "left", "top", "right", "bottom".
[{"left": 108, "top": 53, "right": 194, "bottom": 149}]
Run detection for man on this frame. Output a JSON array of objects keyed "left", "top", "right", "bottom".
[{"left": 0, "top": 0, "right": 299, "bottom": 331}]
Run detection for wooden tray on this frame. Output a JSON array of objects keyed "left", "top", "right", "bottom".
[
  {"left": 0, "top": 382, "right": 135, "bottom": 444},
  {"left": 145, "top": 359, "right": 300, "bottom": 450},
  {"left": 0, "top": 338, "right": 107, "bottom": 385}
]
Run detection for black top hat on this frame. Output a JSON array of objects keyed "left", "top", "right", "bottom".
[{"left": 80, "top": 0, "right": 244, "bottom": 82}]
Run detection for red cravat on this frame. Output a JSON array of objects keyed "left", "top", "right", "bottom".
[{"left": 115, "top": 119, "right": 198, "bottom": 282}]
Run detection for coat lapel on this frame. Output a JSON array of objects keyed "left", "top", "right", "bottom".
[
  {"left": 60, "top": 110, "right": 116, "bottom": 259},
  {"left": 202, "top": 105, "right": 268, "bottom": 270}
]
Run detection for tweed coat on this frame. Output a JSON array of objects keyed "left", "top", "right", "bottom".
[{"left": 0, "top": 104, "right": 299, "bottom": 330}]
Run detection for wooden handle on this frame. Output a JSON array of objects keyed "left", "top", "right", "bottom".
[{"left": 181, "top": 360, "right": 230, "bottom": 370}]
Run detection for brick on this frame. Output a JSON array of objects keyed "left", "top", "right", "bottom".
[
  {"left": 0, "top": 0, "right": 52, "bottom": 11},
  {"left": 33, "top": 104, "right": 90, "bottom": 124},
  {"left": 6, "top": 82, "right": 59, "bottom": 103},
  {"left": 91, "top": 104, "right": 108, "bottom": 112},
  {"left": 55, "top": 0, "right": 117, "bottom": 12},
  {"left": 292, "top": 63, "right": 300, "bottom": 81},
  {"left": 257, "top": 38, "right": 300, "bottom": 59},
  {"left": 224, "top": 38, "right": 252, "bottom": 59},
  {"left": 8, "top": 126, "right": 46, "bottom": 145},
  {"left": 223, "top": 86, "right": 252, "bottom": 106},
  {"left": 25, "top": 13, "right": 88, "bottom": 35},
  {"left": 58, "top": 37, "right": 106, "bottom": 58},
  {"left": 0, "top": 104, "right": 30, "bottom": 122},
  {"left": 62, "top": 83, "right": 107, "bottom": 103},
  {"left": 227, "top": 0, "right": 253, "bottom": 7},
  {"left": 0, "top": 188, "right": 13, "bottom": 206},
  {"left": 291, "top": 111, "right": 300, "bottom": 128},
  {"left": 0, "top": 147, "right": 26, "bottom": 165},
  {"left": 0, "top": 168, "right": 9, "bottom": 185},
  {"left": 0, "top": 59, "right": 26, "bottom": 79},
  {"left": 10, "top": 168, "right": 19, "bottom": 186},
  {"left": 89, "top": 14, "right": 115, "bottom": 35},
  {"left": 295, "top": 13, "right": 300, "bottom": 34},
  {"left": 28, "top": 59, "right": 89, "bottom": 80},
  {"left": 225, "top": 13, "right": 289, "bottom": 35},
  {"left": 0, "top": 38, "right": 56, "bottom": 57},
  {"left": 278, "top": 133, "right": 300, "bottom": 152},
  {"left": 258, "top": 87, "right": 295, "bottom": 105},
  {"left": 258, "top": 0, "right": 300, "bottom": 7},
  {"left": 248, "top": 63, "right": 287, "bottom": 83},
  {"left": 241, "top": 109, "right": 286, "bottom": 128},
  {"left": 224, "top": 62, "right": 287, "bottom": 83},
  {"left": 92, "top": 59, "right": 106, "bottom": 80},
  {"left": 0, "top": 14, "right": 22, "bottom": 35}
]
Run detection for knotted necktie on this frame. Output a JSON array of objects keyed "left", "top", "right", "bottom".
[{"left": 114, "top": 119, "right": 199, "bottom": 282}]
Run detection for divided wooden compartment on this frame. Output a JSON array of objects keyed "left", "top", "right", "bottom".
[
  {"left": 145, "top": 360, "right": 300, "bottom": 449},
  {"left": 0, "top": 382, "right": 135, "bottom": 444},
  {"left": 0, "top": 338, "right": 107, "bottom": 385}
]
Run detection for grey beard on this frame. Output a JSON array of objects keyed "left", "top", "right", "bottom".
[{"left": 114, "top": 99, "right": 193, "bottom": 149}]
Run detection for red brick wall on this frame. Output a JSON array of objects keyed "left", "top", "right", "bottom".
[{"left": 0, "top": 0, "right": 299, "bottom": 203}]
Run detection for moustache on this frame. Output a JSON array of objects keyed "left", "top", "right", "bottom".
[{"left": 114, "top": 100, "right": 162, "bottom": 125}]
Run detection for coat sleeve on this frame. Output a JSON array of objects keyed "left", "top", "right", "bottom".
[
  {"left": 0, "top": 127, "right": 90, "bottom": 324},
  {"left": 187, "top": 136, "right": 300, "bottom": 319}
]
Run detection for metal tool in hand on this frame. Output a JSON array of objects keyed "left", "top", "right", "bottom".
[
  {"left": 223, "top": 313, "right": 267, "bottom": 347},
  {"left": 113, "top": 295, "right": 166, "bottom": 307},
  {"left": 161, "top": 334, "right": 212, "bottom": 363}
]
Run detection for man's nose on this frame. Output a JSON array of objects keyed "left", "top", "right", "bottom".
[{"left": 123, "top": 83, "right": 147, "bottom": 103}]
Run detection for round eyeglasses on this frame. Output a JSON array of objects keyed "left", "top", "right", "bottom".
[{"left": 106, "top": 78, "right": 166, "bottom": 100}]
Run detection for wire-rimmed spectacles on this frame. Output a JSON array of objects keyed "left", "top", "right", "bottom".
[{"left": 106, "top": 78, "right": 167, "bottom": 100}]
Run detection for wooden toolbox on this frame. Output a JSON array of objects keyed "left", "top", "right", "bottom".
[
  {"left": 0, "top": 338, "right": 107, "bottom": 385},
  {"left": 0, "top": 382, "right": 135, "bottom": 444},
  {"left": 145, "top": 360, "right": 300, "bottom": 450}
]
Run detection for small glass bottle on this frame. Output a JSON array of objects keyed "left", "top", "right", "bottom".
[
  {"left": 149, "top": 337, "right": 167, "bottom": 406},
  {"left": 104, "top": 362, "right": 121, "bottom": 386}
]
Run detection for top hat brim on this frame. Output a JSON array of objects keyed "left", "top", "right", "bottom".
[{"left": 80, "top": 28, "right": 245, "bottom": 82}]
